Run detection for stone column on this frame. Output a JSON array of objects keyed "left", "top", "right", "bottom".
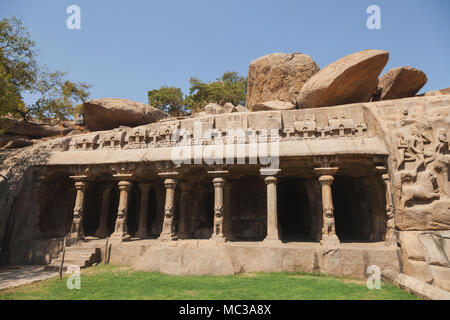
[
  {"left": 110, "top": 180, "right": 133, "bottom": 242},
  {"left": 315, "top": 167, "right": 340, "bottom": 246},
  {"left": 135, "top": 182, "right": 151, "bottom": 239},
  {"left": 158, "top": 178, "right": 178, "bottom": 241},
  {"left": 211, "top": 177, "right": 226, "bottom": 241},
  {"left": 263, "top": 176, "right": 281, "bottom": 243},
  {"left": 69, "top": 180, "right": 89, "bottom": 240},
  {"left": 177, "top": 181, "right": 190, "bottom": 239},
  {"left": 376, "top": 166, "right": 397, "bottom": 246},
  {"left": 95, "top": 183, "right": 113, "bottom": 238},
  {"left": 223, "top": 181, "right": 233, "bottom": 240}
]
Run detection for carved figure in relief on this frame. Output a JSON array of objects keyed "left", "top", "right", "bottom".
[
  {"left": 214, "top": 209, "right": 224, "bottom": 236},
  {"left": 396, "top": 133, "right": 414, "bottom": 170},
  {"left": 401, "top": 170, "right": 440, "bottom": 206},
  {"left": 435, "top": 128, "right": 448, "bottom": 155},
  {"left": 322, "top": 209, "right": 336, "bottom": 237}
]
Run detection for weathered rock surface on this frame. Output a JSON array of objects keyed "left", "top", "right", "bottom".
[
  {"left": 246, "top": 53, "right": 319, "bottom": 111},
  {"left": 3, "top": 138, "right": 34, "bottom": 149},
  {"left": 108, "top": 240, "right": 401, "bottom": 279},
  {"left": 82, "top": 98, "right": 167, "bottom": 131},
  {"left": 0, "top": 134, "right": 29, "bottom": 149},
  {"left": 252, "top": 100, "right": 295, "bottom": 111},
  {"left": 375, "top": 66, "right": 428, "bottom": 101},
  {"left": 3, "top": 117, "right": 71, "bottom": 138},
  {"left": 424, "top": 87, "right": 450, "bottom": 96},
  {"left": 296, "top": 49, "right": 389, "bottom": 108}
]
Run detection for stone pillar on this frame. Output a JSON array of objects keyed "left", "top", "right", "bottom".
[
  {"left": 223, "top": 181, "right": 233, "bottom": 240},
  {"left": 135, "top": 182, "right": 152, "bottom": 239},
  {"left": 315, "top": 167, "right": 340, "bottom": 246},
  {"left": 376, "top": 166, "right": 397, "bottom": 246},
  {"left": 263, "top": 176, "right": 281, "bottom": 243},
  {"left": 95, "top": 183, "right": 113, "bottom": 238},
  {"left": 211, "top": 177, "right": 226, "bottom": 241},
  {"left": 110, "top": 180, "right": 133, "bottom": 242},
  {"left": 158, "top": 178, "right": 178, "bottom": 241},
  {"left": 69, "top": 180, "right": 89, "bottom": 240},
  {"left": 177, "top": 182, "right": 190, "bottom": 239}
]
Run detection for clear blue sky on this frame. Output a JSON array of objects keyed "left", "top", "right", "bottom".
[{"left": 1, "top": 0, "right": 449, "bottom": 104}]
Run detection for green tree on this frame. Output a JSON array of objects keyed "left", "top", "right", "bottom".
[
  {"left": 0, "top": 17, "right": 91, "bottom": 130},
  {"left": 184, "top": 71, "right": 247, "bottom": 112},
  {"left": 148, "top": 86, "right": 184, "bottom": 116}
]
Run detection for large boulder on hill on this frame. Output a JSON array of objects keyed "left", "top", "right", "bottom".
[
  {"left": 253, "top": 100, "right": 295, "bottom": 111},
  {"left": 246, "top": 53, "right": 319, "bottom": 111},
  {"left": 3, "top": 117, "right": 72, "bottom": 138},
  {"left": 375, "top": 66, "right": 428, "bottom": 101},
  {"left": 296, "top": 49, "right": 389, "bottom": 109},
  {"left": 82, "top": 98, "right": 167, "bottom": 131}
]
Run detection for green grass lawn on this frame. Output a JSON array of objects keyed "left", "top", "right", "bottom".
[{"left": 0, "top": 264, "right": 419, "bottom": 300}]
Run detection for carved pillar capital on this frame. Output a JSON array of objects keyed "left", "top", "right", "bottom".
[
  {"left": 264, "top": 176, "right": 278, "bottom": 185},
  {"left": 74, "top": 180, "right": 89, "bottom": 191},
  {"left": 213, "top": 177, "right": 226, "bottom": 187},
  {"left": 314, "top": 167, "right": 338, "bottom": 177},
  {"left": 118, "top": 180, "right": 132, "bottom": 191},
  {"left": 164, "top": 178, "right": 176, "bottom": 189},
  {"left": 318, "top": 175, "right": 334, "bottom": 186}
]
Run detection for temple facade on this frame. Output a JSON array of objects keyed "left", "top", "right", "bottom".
[{"left": 1, "top": 95, "right": 449, "bottom": 286}]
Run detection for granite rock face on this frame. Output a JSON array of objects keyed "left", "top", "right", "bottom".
[
  {"left": 246, "top": 53, "right": 319, "bottom": 111},
  {"left": 296, "top": 49, "right": 389, "bottom": 108},
  {"left": 83, "top": 98, "right": 167, "bottom": 131}
]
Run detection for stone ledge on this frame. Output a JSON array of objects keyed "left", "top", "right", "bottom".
[{"left": 106, "top": 239, "right": 401, "bottom": 279}]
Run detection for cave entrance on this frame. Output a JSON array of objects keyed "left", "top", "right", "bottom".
[
  {"left": 189, "top": 181, "right": 214, "bottom": 239},
  {"left": 38, "top": 177, "right": 75, "bottom": 238},
  {"left": 230, "top": 176, "right": 266, "bottom": 241},
  {"left": 277, "top": 178, "right": 312, "bottom": 242},
  {"left": 332, "top": 174, "right": 386, "bottom": 242},
  {"left": 83, "top": 182, "right": 102, "bottom": 236}
]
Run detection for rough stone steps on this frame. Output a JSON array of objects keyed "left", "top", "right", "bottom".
[{"left": 44, "top": 241, "right": 101, "bottom": 272}]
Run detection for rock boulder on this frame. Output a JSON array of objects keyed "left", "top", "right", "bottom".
[
  {"left": 296, "top": 49, "right": 389, "bottom": 108},
  {"left": 376, "top": 66, "right": 428, "bottom": 100},
  {"left": 246, "top": 53, "right": 319, "bottom": 111},
  {"left": 3, "top": 118, "right": 71, "bottom": 138},
  {"left": 82, "top": 98, "right": 167, "bottom": 131}
]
